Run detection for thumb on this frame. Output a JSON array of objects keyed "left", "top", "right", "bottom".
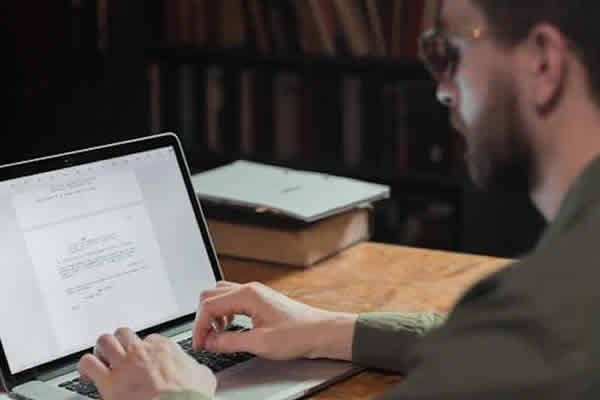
[
  {"left": 205, "top": 329, "right": 266, "bottom": 356},
  {"left": 79, "top": 353, "right": 109, "bottom": 388}
]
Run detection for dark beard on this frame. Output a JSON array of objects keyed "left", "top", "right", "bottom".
[{"left": 465, "top": 77, "right": 536, "bottom": 194}]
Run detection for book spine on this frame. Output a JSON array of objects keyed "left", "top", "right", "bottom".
[
  {"left": 400, "top": 0, "right": 425, "bottom": 57},
  {"left": 222, "top": 67, "right": 243, "bottom": 155},
  {"left": 178, "top": 64, "right": 198, "bottom": 155},
  {"left": 308, "top": 0, "right": 336, "bottom": 55},
  {"left": 194, "top": 65, "right": 208, "bottom": 155},
  {"left": 361, "top": 75, "right": 385, "bottom": 166},
  {"left": 97, "top": 0, "right": 109, "bottom": 50},
  {"left": 394, "top": 81, "right": 410, "bottom": 172},
  {"left": 331, "top": 0, "right": 370, "bottom": 56},
  {"left": 160, "top": 62, "right": 180, "bottom": 136},
  {"left": 390, "top": 0, "right": 404, "bottom": 57},
  {"left": 273, "top": 72, "right": 301, "bottom": 161},
  {"left": 247, "top": 0, "right": 272, "bottom": 54},
  {"left": 341, "top": 76, "right": 362, "bottom": 168},
  {"left": 148, "top": 63, "right": 161, "bottom": 133},
  {"left": 240, "top": 69, "right": 256, "bottom": 155},
  {"left": 312, "top": 74, "right": 342, "bottom": 161},
  {"left": 365, "top": 0, "right": 386, "bottom": 56},
  {"left": 254, "top": 70, "right": 275, "bottom": 156},
  {"left": 192, "top": 0, "right": 208, "bottom": 46},
  {"left": 205, "top": 66, "right": 224, "bottom": 154}
]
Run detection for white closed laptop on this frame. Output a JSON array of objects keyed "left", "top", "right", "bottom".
[{"left": 0, "top": 133, "right": 361, "bottom": 400}]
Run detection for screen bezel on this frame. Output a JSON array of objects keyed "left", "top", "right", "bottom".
[{"left": 0, "top": 132, "right": 223, "bottom": 388}]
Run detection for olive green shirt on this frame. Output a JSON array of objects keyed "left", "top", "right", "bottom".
[
  {"left": 354, "top": 155, "right": 600, "bottom": 398},
  {"left": 162, "top": 156, "right": 600, "bottom": 399}
]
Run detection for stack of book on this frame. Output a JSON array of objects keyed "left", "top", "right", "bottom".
[{"left": 191, "top": 160, "right": 390, "bottom": 267}]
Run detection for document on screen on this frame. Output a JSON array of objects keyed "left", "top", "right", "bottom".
[{"left": 12, "top": 170, "right": 179, "bottom": 353}]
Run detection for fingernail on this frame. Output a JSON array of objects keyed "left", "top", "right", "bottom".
[{"left": 205, "top": 335, "right": 216, "bottom": 351}]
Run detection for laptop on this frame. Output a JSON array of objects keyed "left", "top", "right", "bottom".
[{"left": 0, "top": 133, "right": 362, "bottom": 400}]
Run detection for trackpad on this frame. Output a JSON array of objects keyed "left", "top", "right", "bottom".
[{"left": 215, "top": 358, "right": 359, "bottom": 400}]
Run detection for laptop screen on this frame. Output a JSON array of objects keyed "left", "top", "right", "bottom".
[{"left": 0, "top": 145, "right": 217, "bottom": 374}]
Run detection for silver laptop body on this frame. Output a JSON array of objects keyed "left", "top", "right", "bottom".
[{"left": 0, "top": 133, "right": 361, "bottom": 400}]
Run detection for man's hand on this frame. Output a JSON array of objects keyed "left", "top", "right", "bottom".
[
  {"left": 79, "top": 328, "right": 216, "bottom": 400},
  {"left": 193, "top": 281, "right": 358, "bottom": 361}
]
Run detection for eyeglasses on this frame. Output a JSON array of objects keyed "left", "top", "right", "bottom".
[{"left": 419, "top": 26, "right": 487, "bottom": 80}]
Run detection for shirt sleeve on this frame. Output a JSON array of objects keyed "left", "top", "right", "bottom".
[
  {"left": 370, "top": 268, "right": 593, "bottom": 400},
  {"left": 352, "top": 312, "right": 447, "bottom": 373},
  {"left": 156, "top": 392, "right": 211, "bottom": 400}
]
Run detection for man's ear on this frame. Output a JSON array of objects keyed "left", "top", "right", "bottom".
[{"left": 525, "top": 23, "right": 568, "bottom": 114}]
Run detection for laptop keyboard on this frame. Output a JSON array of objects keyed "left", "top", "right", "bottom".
[{"left": 59, "top": 324, "right": 255, "bottom": 399}]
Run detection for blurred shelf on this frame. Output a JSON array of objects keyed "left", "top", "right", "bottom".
[{"left": 146, "top": 46, "right": 432, "bottom": 79}]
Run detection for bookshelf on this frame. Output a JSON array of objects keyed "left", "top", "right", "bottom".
[
  {"left": 145, "top": 0, "right": 466, "bottom": 251},
  {"left": 147, "top": 47, "right": 430, "bottom": 77},
  {"left": 9, "top": 0, "right": 543, "bottom": 257},
  {"left": 9, "top": 0, "right": 547, "bottom": 258}
]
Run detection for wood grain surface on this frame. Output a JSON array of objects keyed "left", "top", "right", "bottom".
[{"left": 220, "top": 242, "right": 513, "bottom": 399}]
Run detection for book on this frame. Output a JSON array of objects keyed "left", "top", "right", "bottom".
[
  {"left": 206, "top": 205, "right": 373, "bottom": 267},
  {"left": 312, "top": 74, "right": 343, "bottom": 161},
  {"left": 299, "top": 76, "right": 318, "bottom": 159},
  {"left": 205, "top": 66, "right": 224, "bottom": 154},
  {"left": 178, "top": 64, "right": 198, "bottom": 153},
  {"left": 391, "top": 0, "right": 405, "bottom": 57},
  {"left": 273, "top": 72, "right": 301, "bottom": 161},
  {"left": 341, "top": 76, "right": 362, "bottom": 167},
  {"left": 148, "top": 63, "right": 161, "bottom": 133},
  {"left": 240, "top": 69, "right": 256, "bottom": 155},
  {"left": 364, "top": 0, "right": 386, "bottom": 56},
  {"left": 394, "top": 81, "right": 410, "bottom": 172},
  {"left": 97, "top": 0, "right": 109, "bottom": 50},
  {"left": 400, "top": 0, "right": 425, "bottom": 57},
  {"left": 247, "top": 0, "right": 272, "bottom": 54},
  {"left": 292, "top": 0, "right": 330, "bottom": 54},
  {"left": 218, "top": 0, "right": 247, "bottom": 49},
  {"left": 253, "top": 70, "right": 275, "bottom": 156},
  {"left": 266, "top": 0, "right": 290, "bottom": 52},
  {"left": 191, "top": 160, "right": 390, "bottom": 223},
  {"left": 361, "top": 76, "right": 385, "bottom": 165},
  {"left": 375, "top": 0, "right": 397, "bottom": 56},
  {"left": 331, "top": 0, "right": 370, "bottom": 56},
  {"left": 221, "top": 68, "right": 243, "bottom": 155},
  {"left": 307, "top": 0, "right": 337, "bottom": 55},
  {"left": 166, "top": 0, "right": 194, "bottom": 45},
  {"left": 192, "top": 0, "right": 208, "bottom": 46},
  {"left": 315, "top": 0, "right": 347, "bottom": 54}
]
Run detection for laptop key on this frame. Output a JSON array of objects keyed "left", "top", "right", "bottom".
[
  {"left": 177, "top": 324, "right": 255, "bottom": 372},
  {"left": 57, "top": 325, "right": 254, "bottom": 398},
  {"left": 59, "top": 377, "right": 101, "bottom": 399}
]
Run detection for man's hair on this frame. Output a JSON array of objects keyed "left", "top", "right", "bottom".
[{"left": 473, "top": 0, "right": 600, "bottom": 105}]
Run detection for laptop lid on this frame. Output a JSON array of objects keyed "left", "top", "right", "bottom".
[{"left": 0, "top": 132, "right": 223, "bottom": 389}]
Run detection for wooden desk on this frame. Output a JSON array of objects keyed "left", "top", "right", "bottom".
[{"left": 220, "top": 242, "right": 513, "bottom": 399}]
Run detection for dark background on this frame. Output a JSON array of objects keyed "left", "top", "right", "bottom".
[{"left": 8, "top": 1, "right": 546, "bottom": 259}]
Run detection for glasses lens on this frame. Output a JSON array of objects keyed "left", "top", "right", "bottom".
[{"left": 420, "top": 29, "right": 455, "bottom": 79}]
